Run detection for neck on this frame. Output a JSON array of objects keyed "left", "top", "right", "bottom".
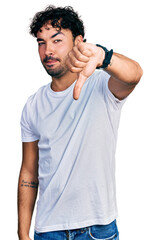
[{"left": 51, "top": 72, "right": 77, "bottom": 92}]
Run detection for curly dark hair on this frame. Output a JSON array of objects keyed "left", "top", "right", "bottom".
[{"left": 30, "top": 5, "right": 85, "bottom": 40}]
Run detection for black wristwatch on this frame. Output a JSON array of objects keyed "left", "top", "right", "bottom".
[{"left": 96, "top": 44, "right": 113, "bottom": 69}]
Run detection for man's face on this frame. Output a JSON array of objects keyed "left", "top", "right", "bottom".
[{"left": 37, "top": 23, "right": 75, "bottom": 79}]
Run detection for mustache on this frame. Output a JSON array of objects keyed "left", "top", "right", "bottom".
[{"left": 43, "top": 56, "right": 60, "bottom": 63}]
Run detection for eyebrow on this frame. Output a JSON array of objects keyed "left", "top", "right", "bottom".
[{"left": 37, "top": 32, "right": 64, "bottom": 42}]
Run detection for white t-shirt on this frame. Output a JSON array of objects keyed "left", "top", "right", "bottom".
[{"left": 21, "top": 70, "right": 126, "bottom": 232}]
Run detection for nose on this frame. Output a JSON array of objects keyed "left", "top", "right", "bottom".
[{"left": 45, "top": 42, "right": 55, "bottom": 56}]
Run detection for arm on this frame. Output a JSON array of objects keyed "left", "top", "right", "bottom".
[
  {"left": 66, "top": 42, "right": 143, "bottom": 100},
  {"left": 17, "top": 141, "right": 39, "bottom": 240},
  {"left": 104, "top": 52, "right": 143, "bottom": 100}
]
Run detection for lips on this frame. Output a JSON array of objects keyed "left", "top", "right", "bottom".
[
  {"left": 43, "top": 56, "right": 60, "bottom": 65},
  {"left": 46, "top": 60, "right": 58, "bottom": 65}
]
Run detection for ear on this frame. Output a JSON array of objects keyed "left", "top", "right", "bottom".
[{"left": 74, "top": 35, "right": 84, "bottom": 45}]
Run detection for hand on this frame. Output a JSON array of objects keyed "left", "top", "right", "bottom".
[{"left": 66, "top": 42, "right": 105, "bottom": 100}]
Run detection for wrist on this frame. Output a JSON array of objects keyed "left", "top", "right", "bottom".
[
  {"left": 18, "top": 236, "right": 31, "bottom": 240},
  {"left": 96, "top": 46, "right": 105, "bottom": 68},
  {"left": 18, "top": 230, "right": 30, "bottom": 240},
  {"left": 96, "top": 44, "right": 113, "bottom": 69}
]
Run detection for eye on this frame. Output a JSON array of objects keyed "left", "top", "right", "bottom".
[
  {"left": 38, "top": 42, "right": 45, "bottom": 46},
  {"left": 54, "top": 39, "right": 62, "bottom": 43}
]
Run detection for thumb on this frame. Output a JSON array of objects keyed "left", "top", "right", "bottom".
[{"left": 73, "top": 73, "right": 87, "bottom": 100}]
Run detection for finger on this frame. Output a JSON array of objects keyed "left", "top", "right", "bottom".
[
  {"left": 66, "top": 57, "right": 83, "bottom": 73},
  {"left": 73, "top": 73, "right": 87, "bottom": 100},
  {"left": 72, "top": 46, "right": 90, "bottom": 63},
  {"left": 68, "top": 51, "right": 88, "bottom": 68},
  {"left": 77, "top": 43, "right": 92, "bottom": 57}
]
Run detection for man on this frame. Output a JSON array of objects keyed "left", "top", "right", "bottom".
[{"left": 17, "top": 5, "right": 143, "bottom": 240}]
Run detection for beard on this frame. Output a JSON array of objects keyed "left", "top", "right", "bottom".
[
  {"left": 42, "top": 55, "right": 69, "bottom": 79},
  {"left": 44, "top": 65, "right": 68, "bottom": 78}
]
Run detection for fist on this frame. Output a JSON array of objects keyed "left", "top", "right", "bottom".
[{"left": 66, "top": 42, "right": 105, "bottom": 100}]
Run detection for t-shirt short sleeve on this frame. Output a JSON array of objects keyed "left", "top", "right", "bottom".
[
  {"left": 98, "top": 70, "right": 127, "bottom": 111},
  {"left": 20, "top": 98, "right": 39, "bottom": 142}
]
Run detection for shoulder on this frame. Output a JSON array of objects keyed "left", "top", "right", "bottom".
[
  {"left": 21, "top": 83, "right": 50, "bottom": 121},
  {"left": 90, "top": 71, "right": 126, "bottom": 110},
  {"left": 90, "top": 70, "right": 110, "bottom": 81},
  {"left": 24, "top": 83, "right": 49, "bottom": 108},
  {"left": 87, "top": 70, "right": 110, "bottom": 93},
  {"left": 88, "top": 70, "right": 111, "bottom": 89}
]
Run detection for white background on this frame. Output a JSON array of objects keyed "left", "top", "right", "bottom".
[{"left": 0, "top": 0, "right": 160, "bottom": 239}]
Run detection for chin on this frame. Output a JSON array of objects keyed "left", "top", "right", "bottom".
[{"left": 46, "top": 68, "right": 68, "bottom": 79}]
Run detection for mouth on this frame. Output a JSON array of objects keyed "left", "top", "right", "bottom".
[
  {"left": 46, "top": 60, "right": 58, "bottom": 67},
  {"left": 43, "top": 57, "right": 60, "bottom": 67}
]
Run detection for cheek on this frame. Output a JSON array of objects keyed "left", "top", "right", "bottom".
[
  {"left": 58, "top": 43, "right": 73, "bottom": 58},
  {"left": 38, "top": 48, "right": 45, "bottom": 61}
]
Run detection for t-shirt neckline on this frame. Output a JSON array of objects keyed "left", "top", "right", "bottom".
[{"left": 48, "top": 80, "right": 76, "bottom": 98}]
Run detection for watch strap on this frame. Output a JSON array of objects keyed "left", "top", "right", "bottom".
[{"left": 96, "top": 44, "right": 113, "bottom": 69}]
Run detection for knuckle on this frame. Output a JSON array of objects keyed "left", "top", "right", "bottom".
[
  {"left": 77, "top": 42, "right": 83, "bottom": 47},
  {"left": 78, "top": 54, "right": 84, "bottom": 61},
  {"left": 78, "top": 42, "right": 85, "bottom": 52},
  {"left": 75, "top": 60, "right": 80, "bottom": 66},
  {"left": 83, "top": 49, "right": 92, "bottom": 57},
  {"left": 68, "top": 51, "right": 73, "bottom": 58},
  {"left": 70, "top": 58, "right": 77, "bottom": 66},
  {"left": 70, "top": 66, "right": 82, "bottom": 73},
  {"left": 70, "top": 66, "right": 76, "bottom": 72},
  {"left": 73, "top": 45, "right": 78, "bottom": 51}
]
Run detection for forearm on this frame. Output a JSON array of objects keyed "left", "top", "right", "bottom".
[
  {"left": 104, "top": 52, "right": 143, "bottom": 85},
  {"left": 18, "top": 169, "right": 38, "bottom": 240},
  {"left": 66, "top": 42, "right": 143, "bottom": 99}
]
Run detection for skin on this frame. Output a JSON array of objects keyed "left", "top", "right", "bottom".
[
  {"left": 17, "top": 22, "right": 143, "bottom": 240},
  {"left": 67, "top": 43, "right": 143, "bottom": 100},
  {"left": 37, "top": 24, "right": 85, "bottom": 92},
  {"left": 37, "top": 23, "right": 105, "bottom": 97},
  {"left": 37, "top": 23, "right": 143, "bottom": 100},
  {"left": 18, "top": 141, "right": 39, "bottom": 240}
]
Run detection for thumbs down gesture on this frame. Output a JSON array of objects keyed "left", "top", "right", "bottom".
[{"left": 66, "top": 42, "right": 105, "bottom": 100}]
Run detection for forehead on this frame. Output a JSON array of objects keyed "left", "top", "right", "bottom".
[{"left": 37, "top": 22, "right": 72, "bottom": 39}]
